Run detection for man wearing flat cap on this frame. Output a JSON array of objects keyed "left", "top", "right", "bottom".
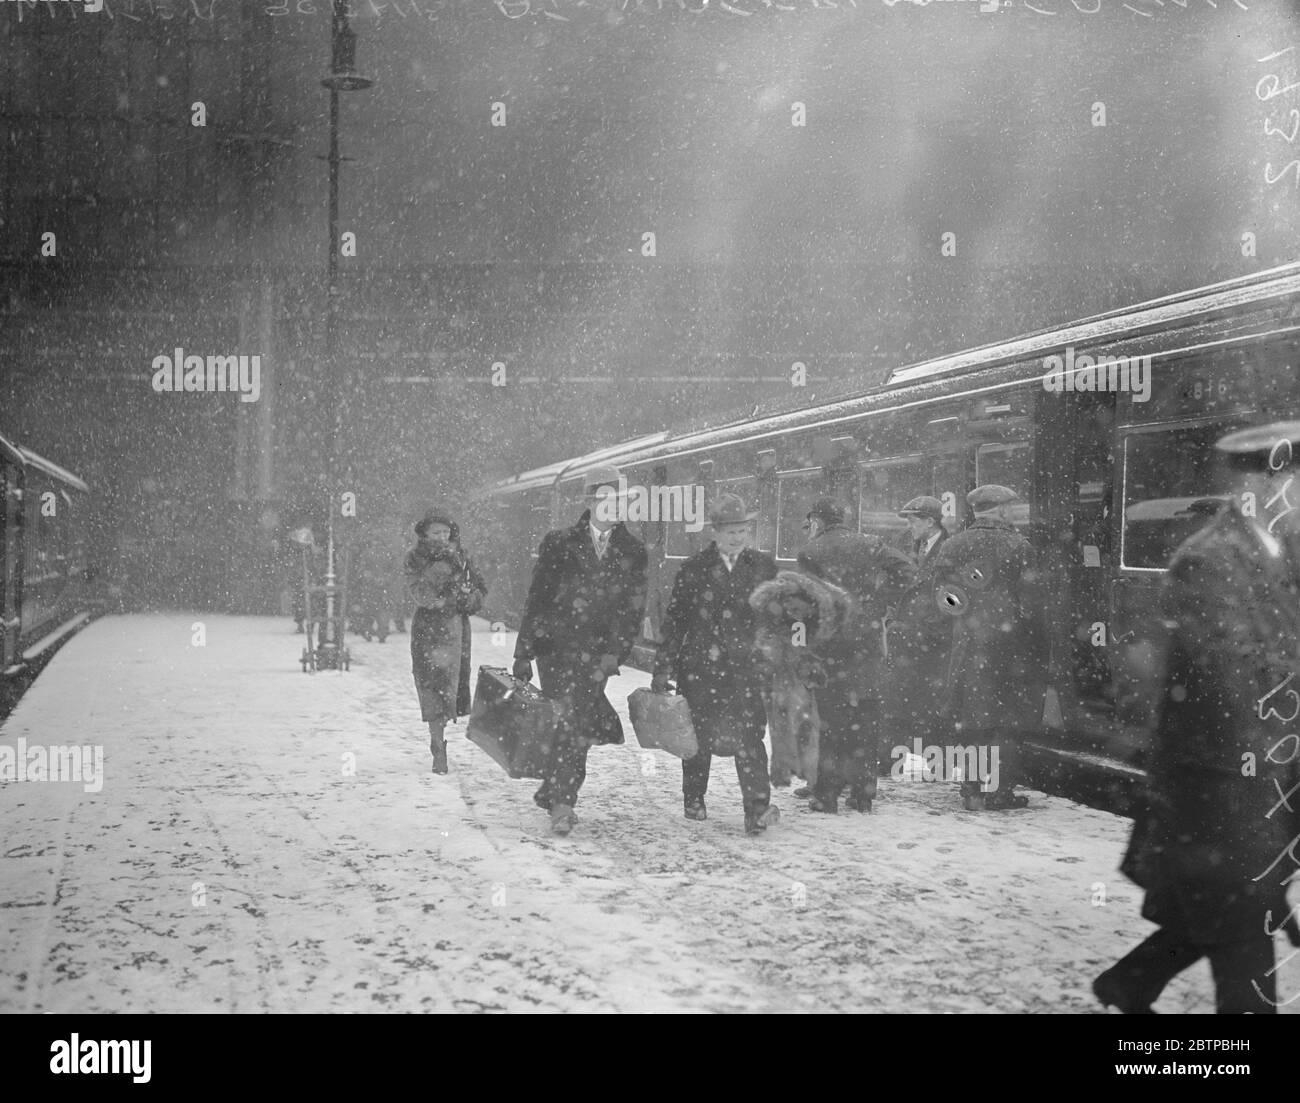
[
  {"left": 931, "top": 484, "right": 1046, "bottom": 811},
  {"left": 652, "top": 493, "right": 779, "bottom": 835},
  {"left": 885, "top": 497, "right": 953, "bottom": 771},
  {"left": 899, "top": 496, "right": 949, "bottom": 564},
  {"left": 513, "top": 464, "right": 648, "bottom": 836},
  {"left": 797, "top": 496, "right": 916, "bottom": 813},
  {"left": 1096, "top": 421, "right": 1300, "bottom": 1014}
]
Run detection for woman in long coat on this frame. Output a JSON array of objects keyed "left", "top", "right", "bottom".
[{"left": 406, "top": 509, "right": 487, "bottom": 774}]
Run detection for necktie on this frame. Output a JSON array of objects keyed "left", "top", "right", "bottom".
[{"left": 595, "top": 532, "right": 608, "bottom": 559}]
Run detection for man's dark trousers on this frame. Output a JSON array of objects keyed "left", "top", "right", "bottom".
[
  {"left": 683, "top": 738, "right": 771, "bottom": 814},
  {"left": 1098, "top": 926, "right": 1277, "bottom": 1013}
]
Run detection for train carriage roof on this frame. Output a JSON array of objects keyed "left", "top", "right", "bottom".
[
  {"left": 0, "top": 431, "right": 89, "bottom": 493},
  {"left": 484, "top": 262, "right": 1300, "bottom": 498}
]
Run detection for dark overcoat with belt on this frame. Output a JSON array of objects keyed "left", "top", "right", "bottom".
[
  {"left": 931, "top": 517, "right": 1047, "bottom": 731},
  {"left": 653, "top": 544, "right": 778, "bottom": 754},
  {"left": 513, "top": 510, "right": 648, "bottom": 745},
  {"left": 796, "top": 524, "right": 916, "bottom": 696},
  {"left": 1131, "top": 503, "right": 1300, "bottom": 944}
]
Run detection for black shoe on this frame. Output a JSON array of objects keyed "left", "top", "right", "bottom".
[
  {"left": 845, "top": 792, "right": 873, "bottom": 814},
  {"left": 1093, "top": 974, "right": 1155, "bottom": 1014},
  {"left": 533, "top": 788, "right": 577, "bottom": 821},
  {"left": 793, "top": 786, "right": 812, "bottom": 799},
  {"left": 985, "top": 793, "right": 1030, "bottom": 811},
  {"left": 745, "top": 804, "right": 780, "bottom": 835},
  {"left": 808, "top": 796, "right": 838, "bottom": 814},
  {"left": 684, "top": 799, "right": 707, "bottom": 821}
]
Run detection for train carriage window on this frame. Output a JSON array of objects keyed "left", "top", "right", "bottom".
[
  {"left": 858, "top": 457, "right": 933, "bottom": 555},
  {"left": 776, "top": 469, "right": 824, "bottom": 561},
  {"left": 975, "top": 443, "right": 1033, "bottom": 527},
  {"left": 1120, "top": 423, "right": 1236, "bottom": 571}
]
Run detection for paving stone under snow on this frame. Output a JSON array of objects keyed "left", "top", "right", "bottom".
[{"left": 1, "top": 614, "right": 1294, "bottom": 1014}]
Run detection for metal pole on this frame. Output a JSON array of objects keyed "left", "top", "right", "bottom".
[{"left": 322, "top": 14, "right": 343, "bottom": 664}]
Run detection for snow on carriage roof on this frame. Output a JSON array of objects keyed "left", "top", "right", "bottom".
[
  {"left": 484, "top": 262, "right": 1300, "bottom": 498},
  {"left": 0, "top": 431, "right": 90, "bottom": 493}
]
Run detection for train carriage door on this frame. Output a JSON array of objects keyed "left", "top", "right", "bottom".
[
  {"left": 1, "top": 464, "right": 20, "bottom": 669},
  {"left": 1035, "top": 380, "right": 1118, "bottom": 743},
  {"left": 1112, "top": 418, "right": 1240, "bottom": 732}
]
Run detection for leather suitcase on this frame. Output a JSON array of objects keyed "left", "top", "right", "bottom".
[
  {"left": 466, "top": 666, "right": 557, "bottom": 779},
  {"left": 627, "top": 687, "right": 699, "bottom": 760}
]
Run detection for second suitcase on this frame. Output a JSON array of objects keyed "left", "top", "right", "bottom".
[{"left": 627, "top": 687, "right": 699, "bottom": 760}]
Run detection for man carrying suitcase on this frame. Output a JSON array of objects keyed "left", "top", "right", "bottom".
[
  {"left": 651, "top": 493, "right": 779, "bottom": 836},
  {"left": 513, "top": 465, "right": 648, "bottom": 836}
]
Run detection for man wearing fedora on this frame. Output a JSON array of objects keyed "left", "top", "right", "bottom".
[
  {"left": 1095, "top": 422, "right": 1300, "bottom": 1014},
  {"left": 797, "top": 496, "right": 916, "bottom": 814},
  {"left": 513, "top": 465, "right": 648, "bottom": 836},
  {"left": 886, "top": 497, "right": 953, "bottom": 770},
  {"left": 651, "top": 493, "right": 780, "bottom": 835},
  {"left": 931, "top": 484, "right": 1047, "bottom": 811}
]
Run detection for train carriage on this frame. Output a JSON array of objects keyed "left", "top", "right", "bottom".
[
  {"left": 0, "top": 432, "right": 92, "bottom": 683},
  {"left": 480, "top": 263, "right": 1300, "bottom": 782}
]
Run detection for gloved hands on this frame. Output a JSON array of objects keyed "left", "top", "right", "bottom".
[
  {"left": 512, "top": 659, "right": 533, "bottom": 684},
  {"left": 650, "top": 673, "right": 672, "bottom": 695},
  {"left": 599, "top": 653, "right": 620, "bottom": 677}
]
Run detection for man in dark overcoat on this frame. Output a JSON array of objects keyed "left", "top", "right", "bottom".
[
  {"left": 797, "top": 497, "right": 915, "bottom": 814},
  {"left": 651, "top": 493, "right": 779, "bottom": 835},
  {"left": 513, "top": 465, "right": 648, "bottom": 836},
  {"left": 1094, "top": 422, "right": 1300, "bottom": 1014},
  {"left": 885, "top": 496, "right": 952, "bottom": 772},
  {"left": 931, "top": 484, "right": 1046, "bottom": 810}
]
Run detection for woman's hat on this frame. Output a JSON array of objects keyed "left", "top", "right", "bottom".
[{"left": 415, "top": 508, "right": 456, "bottom": 537}]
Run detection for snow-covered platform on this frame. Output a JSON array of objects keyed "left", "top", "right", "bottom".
[{"left": 0, "top": 614, "right": 1292, "bottom": 1014}]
